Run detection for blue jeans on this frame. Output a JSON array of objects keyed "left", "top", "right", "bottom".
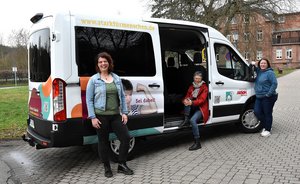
[
  {"left": 254, "top": 94, "right": 278, "bottom": 131},
  {"left": 184, "top": 106, "right": 203, "bottom": 139}
]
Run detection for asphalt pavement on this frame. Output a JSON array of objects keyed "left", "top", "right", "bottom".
[{"left": 0, "top": 69, "right": 300, "bottom": 184}]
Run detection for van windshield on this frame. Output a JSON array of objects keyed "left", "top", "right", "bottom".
[{"left": 29, "top": 29, "right": 51, "bottom": 82}]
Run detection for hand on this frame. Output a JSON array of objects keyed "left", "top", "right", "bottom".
[
  {"left": 183, "top": 98, "right": 192, "bottom": 106},
  {"left": 91, "top": 118, "right": 101, "bottom": 129},
  {"left": 183, "top": 98, "right": 189, "bottom": 106},
  {"left": 121, "top": 114, "right": 128, "bottom": 124},
  {"left": 187, "top": 99, "right": 193, "bottom": 106}
]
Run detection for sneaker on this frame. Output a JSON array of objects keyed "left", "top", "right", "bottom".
[
  {"left": 261, "top": 130, "right": 271, "bottom": 137},
  {"left": 260, "top": 129, "right": 265, "bottom": 136}
]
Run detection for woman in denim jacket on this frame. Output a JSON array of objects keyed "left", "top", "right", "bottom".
[
  {"left": 86, "top": 52, "right": 133, "bottom": 177},
  {"left": 253, "top": 58, "right": 278, "bottom": 137}
]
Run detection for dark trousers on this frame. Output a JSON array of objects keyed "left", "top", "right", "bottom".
[
  {"left": 254, "top": 94, "right": 278, "bottom": 131},
  {"left": 95, "top": 114, "right": 130, "bottom": 163}
]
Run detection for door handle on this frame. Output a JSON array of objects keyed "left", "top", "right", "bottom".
[
  {"left": 215, "top": 81, "right": 224, "bottom": 85},
  {"left": 148, "top": 83, "right": 160, "bottom": 88}
]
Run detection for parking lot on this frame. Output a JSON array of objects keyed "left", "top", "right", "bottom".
[{"left": 1, "top": 70, "right": 300, "bottom": 184}]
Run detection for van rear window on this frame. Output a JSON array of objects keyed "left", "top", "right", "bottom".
[
  {"left": 75, "top": 26, "right": 156, "bottom": 76},
  {"left": 29, "top": 29, "right": 51, "bottom": 82}
]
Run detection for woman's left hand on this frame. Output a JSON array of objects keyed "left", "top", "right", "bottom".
[{"left": 121, "top": 114, "right": 128, "bottom": 124}]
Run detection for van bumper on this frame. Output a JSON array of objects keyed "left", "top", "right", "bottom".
[
  {"left": 22, "top": 127, "right": 51, "bottom": 149},
  {"left": 23, "top": 116, "right": 95, "bottom": 149}
]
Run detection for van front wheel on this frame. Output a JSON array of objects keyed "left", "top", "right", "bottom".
[
  {"left": 239, "top": 104, "right": 261, "bottom": 133},
  {"left": 109, "top": 137, "right": 136, "bottom": 162}
]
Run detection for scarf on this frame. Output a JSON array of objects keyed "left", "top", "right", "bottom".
[{"left": 192, "top": 81, "right": 204, "bottom": 98}]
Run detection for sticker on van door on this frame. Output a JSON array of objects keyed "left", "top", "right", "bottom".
[
  {"left": 214, "top": 96, "right": 220, "bottom": 104},
  {"left": 237, "top": 90, "right": 247, "bottom": 96},
  {"left": 121, "top": 79, "right": 158, "bottom": 116},
  {"left": 226, "top": 91, "right": 233, "bottom": 101}
]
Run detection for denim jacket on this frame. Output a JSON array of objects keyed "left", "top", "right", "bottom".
[{"left": 86, "top": 72, "right": 128, "bottom": 119}]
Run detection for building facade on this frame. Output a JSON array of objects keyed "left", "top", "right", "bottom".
[{"left": 219, "top": 12, "right": 300, "bottom": 69}]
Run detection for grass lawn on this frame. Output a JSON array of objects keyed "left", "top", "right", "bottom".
[
  {"left": 274, "top": 67, "right": 295, "bottom": 78},
  {"left": 0, "top": 86, "right": 28, "bottom": 139}
]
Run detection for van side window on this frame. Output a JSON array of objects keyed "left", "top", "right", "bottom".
[
  {"left": 214, "top": 44, "right": 247, "bottom": 80},
  {"left": 75, "top": 27, "right": 155, "bottom": 76},
  {"left": 29, "top": 29, "right": 51, "bottom": 82}
]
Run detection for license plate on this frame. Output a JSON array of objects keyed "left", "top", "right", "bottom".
[{"left": 29, "top": 119, "right": 35, "bottom": 129}]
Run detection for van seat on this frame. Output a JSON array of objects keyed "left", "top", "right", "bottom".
[
  {"left": 193, "top": 52, "right": 207, "bottom": 82},
  {"left": 166, "top": 57, "right": 179, "bottom": 93}
]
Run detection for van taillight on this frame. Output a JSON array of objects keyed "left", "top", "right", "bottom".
[{"left": 53, "top": 78, "right": 66, "bottom": 121}]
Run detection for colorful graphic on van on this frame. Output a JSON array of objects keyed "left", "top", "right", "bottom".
[
  {"left": 237, "top": 90, "right": 247, "bottom": 96},
  {"left": 71, "top": 104, "right": 82, "bottom": 118},
  {"left": 75, "top": 77, "right": 159, "bottom": 119},
  {"left": 29, "top": 88, "right": 42, "bottom": 118},
  {"left": 39, "top": 77, "right": 51, "bottom": 119},
  {"left": 226, "top": 91, "right": 233, "bottom": 101},
  {"left": 29, "top": 77, "right": 52, "bottom": 119},
  {"left": 73, "top": 77, "right": 91, "bottom": 119},
  {"left": 121, "top": 79, "right": 158, "bottom": 115}
]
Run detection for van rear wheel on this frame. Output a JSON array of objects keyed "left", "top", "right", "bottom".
[
  {"left": 239, "top": 104, "right": 261, "bottom": 133},
  {"left": 109, "top": 137, "right": 136, "bottom": 162}
]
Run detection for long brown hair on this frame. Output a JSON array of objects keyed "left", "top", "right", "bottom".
[
  {"left": 258, "top": 58, "right": 271, "bottom": 69},
  {"left": 95, "top": 52, "right": 114, "bottom": 73}
]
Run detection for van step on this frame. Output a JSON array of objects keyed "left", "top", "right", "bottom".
[{"left": 164, "top": 118, "right": 183, "bottom": 128}]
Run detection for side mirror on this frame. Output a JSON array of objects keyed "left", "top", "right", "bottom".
[{"left": 248, "top": 64, "right": 257, "bottom": 82}]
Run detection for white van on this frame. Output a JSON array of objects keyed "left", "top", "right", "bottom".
[{"left": 23, "top": 11, "right": 259, "bottom": 157}]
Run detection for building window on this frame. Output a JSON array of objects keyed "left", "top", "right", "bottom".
[
  {"left": 232, "top": 32, "right": 239, "bottom": 41},
  {"left": 278, "top": 16, "right": 285, "bottom": 23},
  {"left": 257, "top": 30, "right": 263, "bottom": 41},
  {"left": 276, "top": 35, "right": 281, "bottom": 44},
  {"left": 226, "top": 34, "right": 231, "bottom": 42},
  {"left": 256, "top": 51, "right": 262, "bottom": 60},
  {"left": 244, "top": 32, "right": 250, "bottom": 42},
  {"left": 232, "top": 32, "right": 239, "bottom": 47},
  {"left": 244, "top": 51, "right": 249, "bottom": 61},
  {"left": 243, "top": 14, "right": 250, "bottom": 23},
  {"left": 286, "top": 48, "right": 292, "bottom": 59},
  {"left": 276, "top": 49, "right": 282, "bottom": 59},
  {"left": 230, "top": 17, "right": 237, "bottom": 24}
]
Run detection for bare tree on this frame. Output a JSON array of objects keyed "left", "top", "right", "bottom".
[
  {"left": 7, "top": 28, "right": 29, "bottom": 71},
  {"left": 0, "top": 33, "right": 4, "bottom": 61},
  {"left": 149, "top": 0, "right": 298, "bottom": 29},
  {"left": 8, "top": 28, "right": 29, "bottom": 47}
]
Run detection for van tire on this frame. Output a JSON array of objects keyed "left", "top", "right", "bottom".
[
  {"left": 109, "top": 137, "right": 136, "bottom": 162},
  {"left": 239, "top": 103, "right": 262, "bottom": 133}
]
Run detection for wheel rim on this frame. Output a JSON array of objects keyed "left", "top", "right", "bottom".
[
  {"left": 242, "top": 109, "right": 260, "bottom": 129},
  {"left": 110, "top": 137, "right": 135, "bottom": 155}
]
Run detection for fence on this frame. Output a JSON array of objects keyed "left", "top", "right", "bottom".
[{"left": 0, "top": 70, "right": 28, "bottom": 86}]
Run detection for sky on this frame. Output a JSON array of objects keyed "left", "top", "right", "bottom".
[{"left": 0, "top": 0, "right": 151, "bottom": 45}]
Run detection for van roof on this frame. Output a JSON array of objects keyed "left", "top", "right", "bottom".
[
  {"left": 144, "top": 17, "right": 228, "bottom": 41},
  {"left": 32, "top": 10, "right": 228, "bottom": 41}
]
